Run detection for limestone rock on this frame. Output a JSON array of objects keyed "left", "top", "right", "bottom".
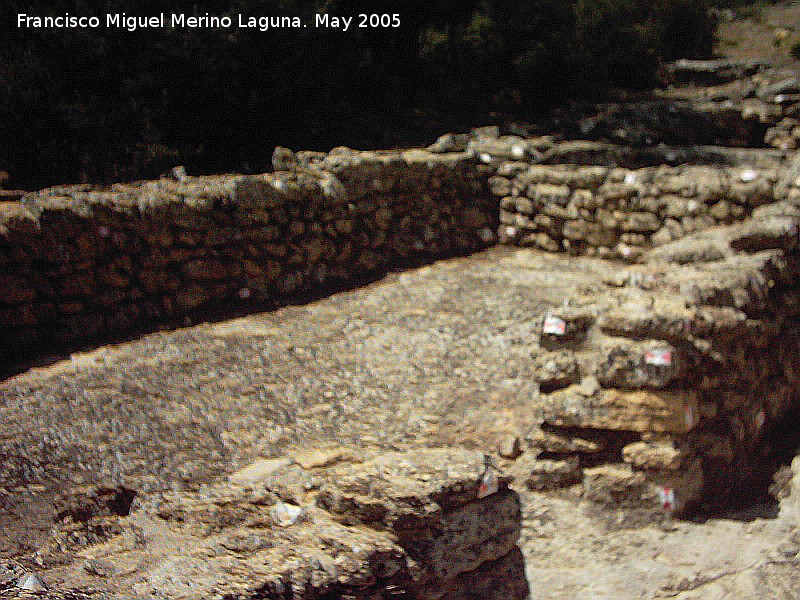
[
  {"left": 533, "top": 351, "right": 581, "bottom": 393},
  {"left": 427, "top": 133, "right": 470, "bottom": 153},
  {"left": 499, "top": 435, "right": 523, "bottom": 460},
  {"left": 527, "top": 428, "right": 605, "bottom": 456},
  {"left": 520, "top": 165, "right": 607, "bottom": 189},
  {"left": 100, "top": 447, "right": 528, "bottom": 599},
  {"left": 647, "top": 236, "right": 731, "bottom": 265},
  {"left": 526, "top": 459, "right": 583, "bottom": 491},
  {"left": 272, "top": 146, "right": 300, "bottom": 170},
  {"left": 229, "top": 458, "right": 292, "bottom": 485},
  {"left": 488, "top": 176, "right": 513, "bottom": 197},
  {"left": 563, "top": 219, "right": 618, "bottom": 247},
  {"left": 315, "top": 448, "right": 513, "bottom": 523},
  {"left": 17, "top": 573, "right": 46, "bottom": 591},
  {"left": 292, "top": 446, "right": 357, "bottom": 470},
  {"left": 622, "top": 441, "right": 685, "bottom": 471},
  {"left": 621, "top": 211, "right": 662, "bottom": 234},
  {"left": 728, "top": 216, "right": 799, "bottom": 253},
  {"left": 757, "top": 77, "right": 800, "bottom": 102},
  {"left": 546, "top": 388, "right": 700, "bottom": 434},
  {"left": 583, "top": 464, "right": 650, "bottom": 505},
  {"left": 468, "top": 137, "right": 537, "bottom": 163}
]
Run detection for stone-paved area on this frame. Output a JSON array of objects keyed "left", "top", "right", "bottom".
[{"left": 1, "top": 246, "right": 799, "bottom": 598}]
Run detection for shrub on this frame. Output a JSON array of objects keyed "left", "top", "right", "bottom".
[
  {"left": 2, "top": 0, "right": 719, "bottom": 188},
  {"left": 572, "top": 0, "right": 714, "bottom": 90}
]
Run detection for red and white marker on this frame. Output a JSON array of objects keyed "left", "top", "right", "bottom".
[
  {"left": 659, "top": 486, "right": 676, "bottom": 511},
  {"left": 543, "top": 315, "right": 567, "bottom": 336},
  {"left": 477, "top": 470, "right": 499, "bottom": 499},
  {"left": 644, "top": 349, "right": 673, "bottom": 366}
]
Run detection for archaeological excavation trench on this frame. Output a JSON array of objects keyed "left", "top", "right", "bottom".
[{"left": 2, "top": 59, "right": 800, "bottom": 598}]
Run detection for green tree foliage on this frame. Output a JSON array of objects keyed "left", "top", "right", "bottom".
[{"left": 1, "top": 0, "right": 715, "bottom": 188}]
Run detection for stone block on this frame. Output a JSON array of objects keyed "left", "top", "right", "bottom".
[
  {"left": 622, "top": 440, "right": 684, "bottom": 471},
  {"left": 546, "top": 388, "right": 700, "bottom": 434},
  {"left": 533, "top": 350, "right": 581, "bottom": 393},
  {"left": 527, "top": 429, "right": 605, "bottom": 455},
  {"left": 525, "top": 459, "right": 582, "bottom": 491},
  {"left": 563, "top": 219, "right": 618, "bottom": 247},
  {"left": 489, "top": 176, "right": 513, "bottom": 197},
  {"left": 583, "top": 464, "right": 650, "bottom": 506},
  {"left": 596, "top": 341, "right": 683, "bottom": 390},
  {"left": 530, "top": 184, "right": 571, "bottom": 207},
  {"left": 621, "top": 212, "right": 661, "bottom": 234}
]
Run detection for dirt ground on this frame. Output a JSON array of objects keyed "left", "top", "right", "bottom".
[
  {"left": 717, "top": 1, "right": 800, "bottom": 72},
  {"left": 520, "top": 488, "right": 798, "bottom": 599}
]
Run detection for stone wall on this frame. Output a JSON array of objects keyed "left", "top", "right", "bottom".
[
  {"left": 491, "top": 160, "right": 782, "bottom": 259},
  {"left": 510, "top": 211, "right": 800, "bottom": 514},
  {"left": 6, "top": 132, "right": 798, "bottom": 370},
  {"left": 0, "top": 149, "right": 495, "bottom": 367}
]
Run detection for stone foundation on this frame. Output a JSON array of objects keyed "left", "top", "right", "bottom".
[
  {"left": 3, "top": 140, "right": 800, "bottom": 516},
  {"left": 512, "top": 211, "right": 800, "bottom": 514},
  {"left": 493, "top": 162, "right": 780, "bottom": 259}
]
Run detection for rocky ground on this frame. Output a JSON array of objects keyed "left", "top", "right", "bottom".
[{"left": 2, "top": 240, "right": 800, "bottom": 598}]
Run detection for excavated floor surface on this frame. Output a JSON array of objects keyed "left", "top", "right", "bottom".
[{"left": 2, "top": 246, "right": 799, "bottom": 598}]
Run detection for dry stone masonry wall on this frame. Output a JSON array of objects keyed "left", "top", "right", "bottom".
[
  {"left": 0, "top": 149, "right": 495, "bottom": 367},
  {"left": 427, "top": 119, "right": 800, "bottom": 514},
  {"left": 3, "top": 135, "right": 800, "bottom": 518},
  {"left": 492, "top": 162, "right": 781, "bottom": 259},
  {"left": 519, "top": 214, "right": 800, "bottom": 514}
]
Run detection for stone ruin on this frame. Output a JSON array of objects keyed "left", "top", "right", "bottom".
[
  {"left": 2, "top": 58, "right": 800, "bottom": 597},
  {"left": 4, "top": 449, "right": 525, "bottom": 599}
]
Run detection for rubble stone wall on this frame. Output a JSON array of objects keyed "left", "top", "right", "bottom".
[
  {"left": 492, "top": 161, "right": 783, "bottom": 259},
  {"left": 0, "top": 149, "right": 495, "bottom": 366},
  {"left": 523, "top": 221, "right": 800, "bottom": 513}
]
